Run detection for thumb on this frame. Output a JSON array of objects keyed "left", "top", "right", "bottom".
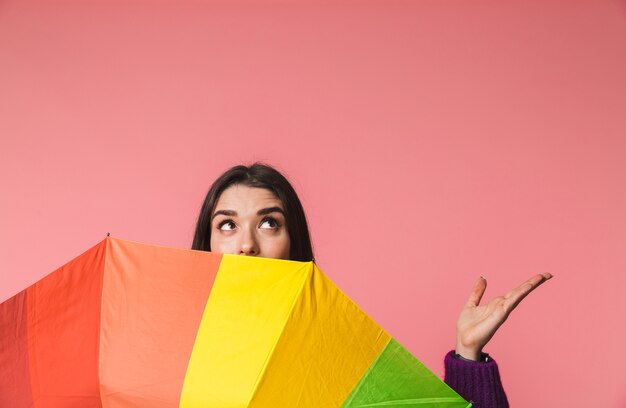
[{"left": 465, "top": 276, "right": 487, "bottom": 308}]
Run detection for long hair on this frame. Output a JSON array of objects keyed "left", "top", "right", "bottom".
[{"left": 192, "top": 163, "right": 314, "bottom": 262}]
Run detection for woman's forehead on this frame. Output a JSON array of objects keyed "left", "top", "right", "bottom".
[{"left": 214, "top": 185, "right": 283, "bottom": 212}]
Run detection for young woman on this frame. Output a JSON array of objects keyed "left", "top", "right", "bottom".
[{"left": 192, "top": 163, "right": 552, "bottom": 408}]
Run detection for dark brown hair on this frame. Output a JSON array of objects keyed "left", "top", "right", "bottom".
[{"left": 192, "top": 163, "right": 314, "bottom": 262}]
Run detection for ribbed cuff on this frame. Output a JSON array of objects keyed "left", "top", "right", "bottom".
[{"left": 444, "top": 350, "right": 509, "bottom": 408}]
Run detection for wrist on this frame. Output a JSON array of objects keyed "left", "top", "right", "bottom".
[{"left": 454, "top": 343, "right": 482, "bottom": 361}]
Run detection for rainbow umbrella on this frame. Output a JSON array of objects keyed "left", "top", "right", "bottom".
[{"left": 1, "top": 237, "right": 470, "bottom": 407}]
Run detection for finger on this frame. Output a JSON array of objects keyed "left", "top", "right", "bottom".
[
  {"left": 504, "top": 273, "right": 552, "bottom": 299},
  {"left": 465, "top": 276, "right": 487, "bottom": 308},
  {"left": 503, "top": 273, "right": 553, "bottom": 310}
]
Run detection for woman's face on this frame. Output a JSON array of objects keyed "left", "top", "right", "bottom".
[{"left": 210, "top": 184, "right": 291, "bottom": 260}]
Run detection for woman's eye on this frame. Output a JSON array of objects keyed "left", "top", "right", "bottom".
[
  {"left": 218, "top": 220, "right": 236, "bottom": 231},
  {"left": 259, "top": 217, "right": 279, "bottom": 229}
]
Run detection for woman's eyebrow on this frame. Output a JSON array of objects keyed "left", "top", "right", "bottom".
[
  {"left": 212, "top": 209, "right": 236, "bottom": 220},
  {"left": 257, "top": 207, "right": 285, "bottom": 216}
]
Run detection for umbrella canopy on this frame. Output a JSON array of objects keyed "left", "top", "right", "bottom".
[{"left": 1, "top": 237, "right": 470, "bottom": 407}]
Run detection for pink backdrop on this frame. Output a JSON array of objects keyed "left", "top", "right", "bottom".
[{"left": 1, "top": 1, "right": 625, "bottom": 406}]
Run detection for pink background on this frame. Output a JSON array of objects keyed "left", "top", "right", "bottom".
[{"left": 1, "top": 1, "right": 625, "bottom": 406}]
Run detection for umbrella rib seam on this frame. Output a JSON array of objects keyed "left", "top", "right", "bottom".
[{"left": 245, "top": 261, "right": 314, "bottom": 407}]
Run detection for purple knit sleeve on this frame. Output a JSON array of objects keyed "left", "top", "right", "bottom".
[{"left": 444, "top": 350, "right": 509, "bottom": 408}]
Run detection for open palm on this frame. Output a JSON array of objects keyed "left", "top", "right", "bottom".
[{"left": 455, "top": 273, "right": 553, "bottom": 361}]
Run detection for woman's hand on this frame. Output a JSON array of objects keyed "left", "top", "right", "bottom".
[{"left": 455, "top": 273, "right": 553, "bottom": 361}]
